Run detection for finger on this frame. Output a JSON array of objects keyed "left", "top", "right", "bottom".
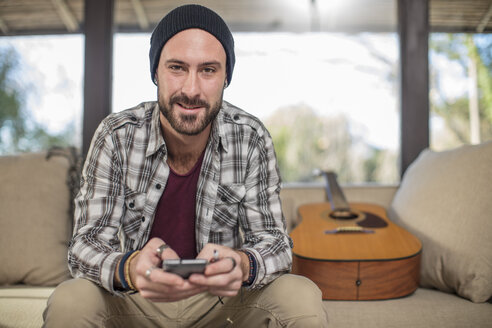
[
  {"left": 204, "top": 257, "right": 237, "bottom": 276},
  {"left": 138, "top": 266, "right": 186, "bottom": 288},
  {"left": 206, "top": 276, "right": 243, "bottom": 297},
  {"left": 144, "top": 238, "right": 180, "bottom": 262},
  {"left": 134, "top": 240, "right": 180, "bottom": 281},
  {"left": 189, "top": 265, "right": 242, "bottom": 289},
  {"left": 207, "top": 287, "right": 241, "bottom": 297},
  {"left": 134, "top": 256, "right": 186, "bottom": 293},
  {"left": 196, "top": 243, "right": 220, "bottom": 261},
  {"left": 141, "top": 276, "right": 207, "bottom": 292}
]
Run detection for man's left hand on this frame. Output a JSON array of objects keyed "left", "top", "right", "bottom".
[{"left": 188, "top": 244, "right": 248, "bottom": 297}]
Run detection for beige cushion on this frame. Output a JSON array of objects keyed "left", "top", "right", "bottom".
[
  {"left": 0, "top": 286, "right": 55, "bottom": 328},
  {"left": 389, "top": 141, "right": 492, "bottom": 302},
  {"left": 324, "top": 288, "right": 492, "bottom": 328},
  {"left": 0, "top": 151, "right": 72, "bottom": 286}
]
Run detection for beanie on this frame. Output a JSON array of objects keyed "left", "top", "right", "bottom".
[{"left": 149, "top": 4, "right": 235, "bottom": 86}]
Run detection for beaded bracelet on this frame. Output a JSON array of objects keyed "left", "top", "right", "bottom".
[
  {"left": 118, "top": 251, "right": 136, "bottom": 290},
  {"left": 125, "top": 250, "right": 140, "bottom": 291},
  {"left": 241, "top": 250, "right": 257, "bottom": 286}
]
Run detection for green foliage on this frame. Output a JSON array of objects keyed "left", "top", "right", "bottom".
[
  {"left": 0, "top": 47, "right": 25, "bottom": 149},
  {"left": 0, "top": 46, "right": 73, "bottom": 154},
  {"left": 264, "top": 105, "right": 398, "bottom": 184},
  {"left": 430, "top": 33, "right": 492, "bottom": 147}
]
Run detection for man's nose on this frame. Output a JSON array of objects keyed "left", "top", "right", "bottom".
[{"left": 181, "top": 71, "right": 200, "bottom": 97}]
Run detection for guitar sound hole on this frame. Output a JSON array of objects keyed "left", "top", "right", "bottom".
[{"left": 329, "top": 210, "right": 359, "bottom": 220}]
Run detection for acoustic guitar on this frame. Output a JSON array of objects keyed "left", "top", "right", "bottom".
[{"left": 290, "top": 171, "right": 422, "bottom": 300}]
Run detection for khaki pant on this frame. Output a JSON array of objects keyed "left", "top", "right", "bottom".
[{"left": 43, "top": 274, "right": 328, "bottom": 327}]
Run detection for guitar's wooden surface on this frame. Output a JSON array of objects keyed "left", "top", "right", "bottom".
[{"left": 290, "top": 202, "right": 422, "bottom": 300}]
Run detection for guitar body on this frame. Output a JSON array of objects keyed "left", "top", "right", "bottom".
[{"left": 290, "top": 202, "right": 422, "bottom": 300}]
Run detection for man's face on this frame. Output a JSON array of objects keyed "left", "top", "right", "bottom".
[{"left": 156, "top": 28, "right": 227, "bottom": 136}]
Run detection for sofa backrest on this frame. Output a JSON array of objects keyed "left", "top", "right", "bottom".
[{"left": 0, "top": 149, "right": 77, "bottom": 286}]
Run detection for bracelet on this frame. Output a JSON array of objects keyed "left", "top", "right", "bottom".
[
  {"left": 241, "top": 250, "right": 257, "bottom": 287},
  {"left": 125, "top": 250, "right": 140, "bottom": 291},
  {"left": 118, "top": 251, "right": 135, "bottom": 290}
]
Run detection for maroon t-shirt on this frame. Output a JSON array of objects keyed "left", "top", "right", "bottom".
[{"left": 149, "top": 151, "right": 205, "bottom": 259}]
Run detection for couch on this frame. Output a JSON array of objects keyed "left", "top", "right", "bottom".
[{"left": 1, "top": 143, "right": 491, "bottom": 327}]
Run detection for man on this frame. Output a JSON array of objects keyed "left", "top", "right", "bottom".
[{"left": 44, "top": 4, "right": 327, "bottom": 327}]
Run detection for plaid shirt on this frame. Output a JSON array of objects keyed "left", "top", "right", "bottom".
[{"left": 69, "top": 101, "right": 293, "bottom": 294}]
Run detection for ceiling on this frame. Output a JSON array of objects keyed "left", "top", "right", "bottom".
[{"left": 0, "top": 0, "right": 491, "bottom": 36}]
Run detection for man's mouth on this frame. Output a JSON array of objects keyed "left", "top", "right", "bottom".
[
  {"left": 178, "top": 103, "right": 203, "bottom": 110},
  {"left": 170, "top": 94, "right": 209, "bottom": 111}
]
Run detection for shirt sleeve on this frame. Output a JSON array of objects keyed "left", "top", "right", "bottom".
[
  {"left": 240, "top": 127, "right": 293, "bottom": 289},
  {"left": 68, "top": 121, "right": 125, "bottom": 294}
]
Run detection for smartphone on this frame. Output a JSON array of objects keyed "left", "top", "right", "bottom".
[{"left": 161, "top": 259, "right": 208, "bottom": 279}]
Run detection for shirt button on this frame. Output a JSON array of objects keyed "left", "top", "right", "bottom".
[
  {"left": 141, "top": 217, "right": 145, "bottom": 222},
  {"left": 221, "top": 196, "right": 227, "bottom": 202},
  {"left": 156, "top": 184, "right": 161, "bottom": 189},
  {"left": 233, "top": 114, "right": 239, "bottom": 121},
  {"left": 129, "top": 202, "right": 135, "bottom": 208}
]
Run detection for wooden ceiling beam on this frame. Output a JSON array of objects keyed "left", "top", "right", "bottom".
[
  {"left": 51, "top": 0, "right": 79, "bottom": 32},
  {"left": 476, "top": 1, "right": 492, "bottom": 33},
  {"left": 130, "top": 0, "right": 149, "bottom": 30},
  {"left": 0, "top": 17, "right": 10, "bottom": 35}
]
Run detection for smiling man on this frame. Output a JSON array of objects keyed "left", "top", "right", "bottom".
[{"left": 43, "top": 4, "right": 327, "bottom": 327}]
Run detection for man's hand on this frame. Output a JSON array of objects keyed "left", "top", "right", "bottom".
[
  {"left": 188, "top": 243, "right": 248, "bottom": 297},
  {"left": 129, "top": 238, "right": 207, "bottom": 302}
]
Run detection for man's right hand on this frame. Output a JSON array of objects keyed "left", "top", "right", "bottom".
[{"left": 129, "top": 237, "right": 208, "bottom": 302}]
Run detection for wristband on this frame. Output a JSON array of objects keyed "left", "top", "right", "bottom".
[
  {"left": 241, "top": 250, "right": 257, "bottom": 287},
  {"left": 125, "top": 250, "right": 140, "bottom": 291},
  {"left": 118, "top": 250, "right": 136, "bottom": 290}
]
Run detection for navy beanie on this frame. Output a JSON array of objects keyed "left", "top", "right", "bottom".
[{"left": 149, "top": 4, "right": 235, "bottom": 86}]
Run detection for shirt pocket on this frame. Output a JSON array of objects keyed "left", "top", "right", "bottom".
[
  {"left": 212, "top": 184, "right": 246, "bottom": 228},
  {"left": 122, "top": 190, "right": 146, "bottom": 232}
]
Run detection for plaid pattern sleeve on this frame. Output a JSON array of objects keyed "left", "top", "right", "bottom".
[
  {"left": 68, "top": 102, "right": 163, "bottom": 294},
  {"left": 240, "top": 119, "right": 293, "bottom": 288},
  {"left": 69, "top": 118, "right": 126, "bottom": 293}
]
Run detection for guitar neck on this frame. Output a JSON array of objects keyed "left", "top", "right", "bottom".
[{"left": 321, "top": 171, "right": 350, "bottom": 211}]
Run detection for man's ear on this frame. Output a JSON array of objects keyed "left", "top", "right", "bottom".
[
  {"left": 154, "top": 73, "right": 159, "bottom": 85},
  {"left": 224, "top": 79, "right": 228, "bottom": 89}
]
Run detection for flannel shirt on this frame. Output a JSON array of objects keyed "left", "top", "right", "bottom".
[{"left": 69, "top": 101, "right": 293, "bottom": 294}]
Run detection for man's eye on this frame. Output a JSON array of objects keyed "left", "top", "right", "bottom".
[
  {"left": 203, "top": 67, "right": 216, "bottom": 74},
  {"left": 169, "top": 65, "right": 183, "bottom": 71}
]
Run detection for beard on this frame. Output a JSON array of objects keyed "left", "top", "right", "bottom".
[{"left": 158, "top": 90, "right": 223, "bottom": 136}]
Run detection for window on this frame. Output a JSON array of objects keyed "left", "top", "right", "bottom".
[
  {"left": 113, "top": 1, "right": 400, "bottom": 185},
  {"left": 2, "top": 1, "right": 400, "bottom": 185},
  {"left": 0, "top": 35, "right": 83, "bottom": 154},
  {"left": 228, "top": 32, "right": 400, "bottom": 184},
  {"left": 429, "top": 33, "right": 492, "bottom": 151}
]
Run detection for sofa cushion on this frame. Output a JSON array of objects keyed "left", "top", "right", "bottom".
[
  {"left": 389, "top": 141, "right": 492, "bottom": 302},
  {"left": 0, "top": 151, "right": 72, "bottom": 286},
  {"left": 324, "top": 288, "right": 492, "bottom": 328},
  {"left": 0, "top": 286, "right": 55, "bottom": 328}
]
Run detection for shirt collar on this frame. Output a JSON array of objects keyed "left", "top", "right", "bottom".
[
  {"left": 146, "top": 102, "right": 166, "bottom": 157},
  {"left": 212, "top": 104, "right": 229, "bottom": 153}
]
